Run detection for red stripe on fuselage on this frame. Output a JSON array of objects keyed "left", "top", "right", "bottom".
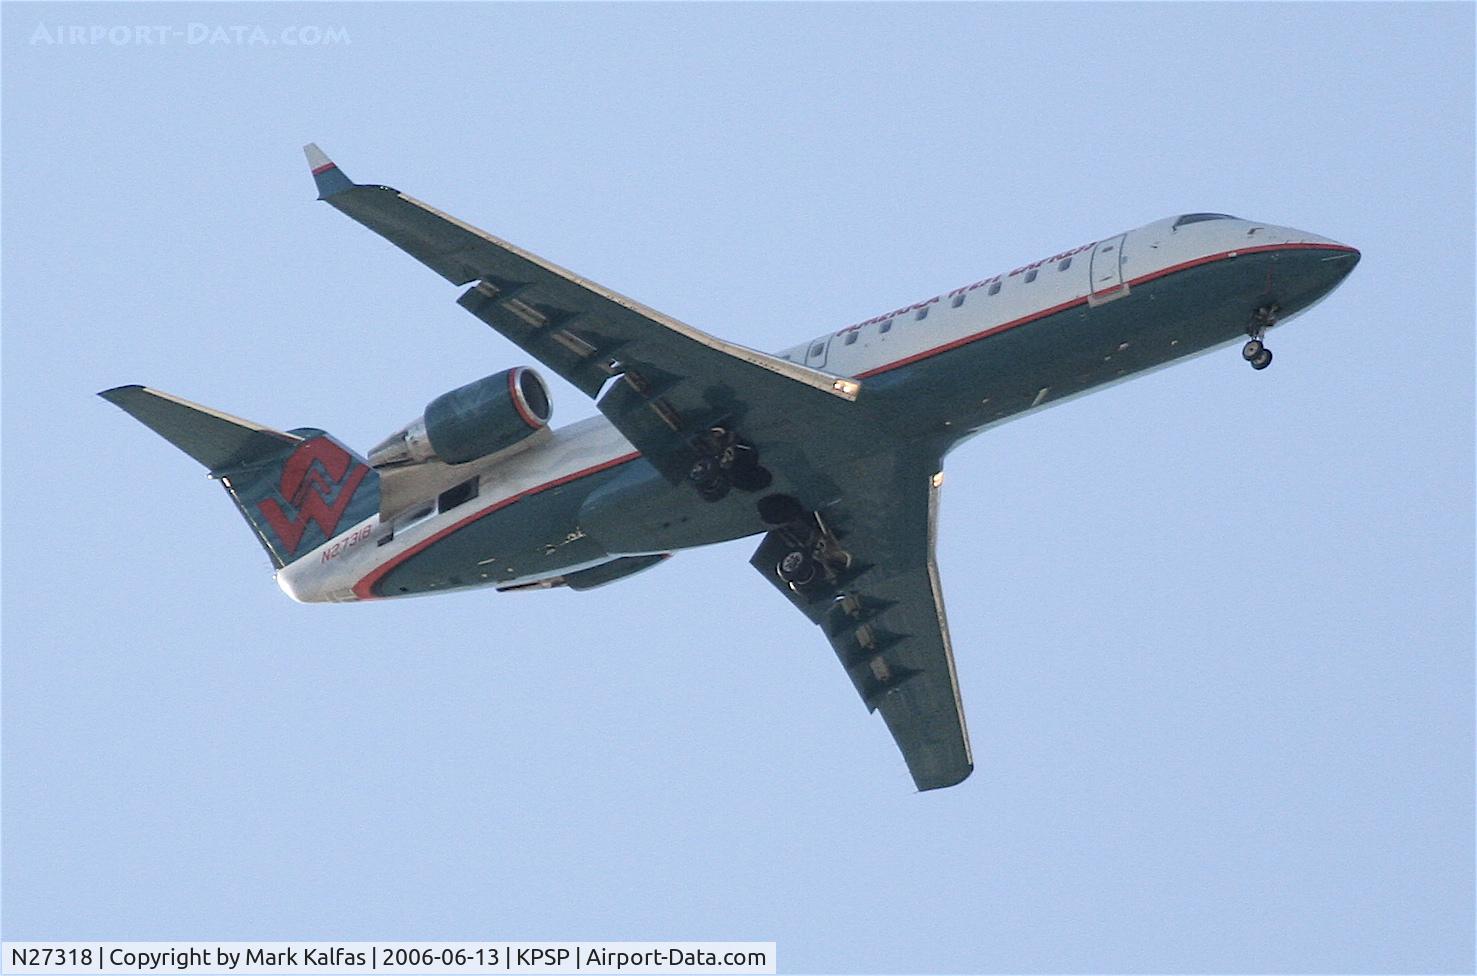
[
  {"left": 352, "top": 451, "right": 641, "bottom": 600},
  {"left": 856, "top": 242, "right": 1355, "bottom": 379}
]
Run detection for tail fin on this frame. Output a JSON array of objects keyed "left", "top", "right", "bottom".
[{"left": 100, "top": 386, "right": 379, "bottom": 569}]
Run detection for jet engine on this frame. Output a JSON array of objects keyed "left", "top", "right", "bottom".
[{"left": 369, "top": 367, "right": 552, "bottom": 468}]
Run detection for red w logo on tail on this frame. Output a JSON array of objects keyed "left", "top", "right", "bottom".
[{"left": 256, "top": 438, "right": 369, "bottom": 555}]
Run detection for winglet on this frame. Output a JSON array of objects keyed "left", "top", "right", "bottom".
[{"left": 303, "top": 143, "right": 354, "bottom": 199}]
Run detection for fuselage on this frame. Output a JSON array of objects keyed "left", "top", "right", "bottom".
[{"left": 277, "top": 213, "right": 1359, "bottom": 603}]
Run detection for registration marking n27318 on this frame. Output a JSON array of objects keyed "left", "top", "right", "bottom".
[{"left": 321, "top": 523, "right": 373, "bottom": 563}]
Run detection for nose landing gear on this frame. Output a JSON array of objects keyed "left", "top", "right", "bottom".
[
  {"left": 1243, "top": 305, "right": 1279, "bottom": 370},
  {"left": 1242, "top": 338, "right": 1272, "bottom": 370}
]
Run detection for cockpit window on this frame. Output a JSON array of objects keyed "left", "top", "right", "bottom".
[{"left": 1173, "top": 213, "right": 1237, "bottom": 228}]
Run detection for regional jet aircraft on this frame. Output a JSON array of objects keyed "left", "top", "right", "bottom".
[{"left": 102, "top": 145, "right": 1360, "bottom": 790}]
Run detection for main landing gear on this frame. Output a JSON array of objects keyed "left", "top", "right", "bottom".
[
  {"left": 759, "top": 495, "right": 852, "bottom": 592},
  {"left": 687, "top": 426, "right": 772, "bottom": 502},
  {"left": 1242, "top": 305, "right": 1279, "bottom": 371}
]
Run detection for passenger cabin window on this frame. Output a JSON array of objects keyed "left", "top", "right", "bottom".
[
  {"left": 844, "top": 331, "right": 858, "bottom": 345},
  {"left": 951, "top": 294, "right": 965, "bottom": 308},
  {"left": 1024, "top": 269, "right": 1038, "bottom": 283},
  {"left": 915, "top": 307, "right": 929, "bottom": 321},
  {"left": 879, "top": 319, "right": 893, "bottom": 333},
  {"left": 808, "top": 341, "right": 825, "bottom": 358},
  {"left": 438, "top": 477, "right": 478, "bottom": 513},
  {"left": 1058, "top": 257, "right": 1072, "bottom": 271},
  {"left": 988, "top": 281, "right": 1001, "bottom": 296},
  {"left": 1173, "top": 212, "right": 1236, "bottom": 229}
]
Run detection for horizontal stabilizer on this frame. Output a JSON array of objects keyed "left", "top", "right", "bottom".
[{"left": 99, "top": 385, "right": 302, "bottom": 473}]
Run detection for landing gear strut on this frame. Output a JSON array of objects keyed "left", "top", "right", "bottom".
[
  {"left": 769, "top": 505, "right": 852, "bottom": 592},
  {"left": 1243, "top": 305, "right": 1279, "bottom": 371},
  {"left": 687, "top": 427, "right": 773, "bottom": 502}
]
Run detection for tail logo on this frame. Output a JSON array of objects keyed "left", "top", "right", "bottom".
[{"left": 256, "top": 438, "right": 369, "bottom": 555}]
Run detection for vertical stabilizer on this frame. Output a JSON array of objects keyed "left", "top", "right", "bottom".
[{"left": 101, "top": 385, "right": 379, "bottom": 568}]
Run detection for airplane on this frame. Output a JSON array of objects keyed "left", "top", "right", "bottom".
[{"left": 101, "top": 144, "right": 1361, "bottom": 791}]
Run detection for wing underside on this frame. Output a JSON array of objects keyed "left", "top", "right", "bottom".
[
  {"left": 306, "top": 145, "right": 857, "bottom": 494},
  {"left": 749, "top": 455, "right": 973, "bottom": 791},
  {"left": 305, "top": 145, "right": 973, "bottom": 789}
]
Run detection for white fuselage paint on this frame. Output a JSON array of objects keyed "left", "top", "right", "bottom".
[{"left": 277, "top": 215, "right": 1351, "bottom": 603}]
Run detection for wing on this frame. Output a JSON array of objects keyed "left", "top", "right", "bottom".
[
  {"left": 305, "top": 146, "right": 972, "bottom": 788},
  {"left": 304, "top": 145, "right": 858, "bottom": 492},
  {"left": 749, "top": 453, "right": 973, "bottom": 791}
]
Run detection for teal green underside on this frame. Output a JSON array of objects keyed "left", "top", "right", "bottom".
[{"left": 375, "top": 247, "right": 1354, "bottom": 597}]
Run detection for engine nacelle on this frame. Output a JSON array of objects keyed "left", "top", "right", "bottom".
[{"left": 369, "top": 367, "right": 552, "bottom": 468}]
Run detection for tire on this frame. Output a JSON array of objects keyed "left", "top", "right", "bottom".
[
  {"left": 1242, "top": 339, "right": 1264, "bottom": 361},
  {"left": 719, "top": 443, "right": 758, "bottom": 470},
  {"left": 777, "top": 550, "right": 816, "bottom": 586},
  {"left": 1251, "top": 349, "right": 1273, "bottom": 370},
  {"left": 696, "top": 474, "right": 731, "bottom": 502},
  {"left": 688, "top": 455, "right": 721, "bottom": 484}
]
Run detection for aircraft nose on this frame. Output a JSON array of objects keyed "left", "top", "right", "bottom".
[
  {"left": 1321, "top": 243, "right": 1360, "bottom": 280},
  {"left": 1317, "top": 236, "right": 1360, "bottom": 261},
  {"left": 1287, "top": 225, "right": 1359, "bottom": 258},
  {"left": 1276, "top": 232, "right": 1360, "bottom": 310},
  {"left": 1281, "top": 225, "right": 1360, "bottom": 278},
  {"left": 1320, "top": 240, "right": 1361, "bottom": 275}
]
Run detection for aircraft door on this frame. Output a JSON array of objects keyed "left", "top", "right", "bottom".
[
  {"left": 804, "top": 335, "right": 831, "bottom": 369},
  {"left": 1088, "top": 233, "right": 1129, "bottom": 306}
]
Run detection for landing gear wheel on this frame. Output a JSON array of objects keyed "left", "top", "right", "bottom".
[
  {"left": 688, "top": 455, "right": 732, "bottom": 501},
  {"left": 777, "top": 550, "right": 817, "bottom": 586},
  {"left": 1243, "top": 305, "right": 1279, "bottom": 369},
  {"left": 695, "top": 473, "right": 731, "bottom": 501},
  {"left": 719, "top": 443, "right": 758, "bottom": 472},
  {"left": 691, "top": 429, "right": 768, "bottom": 501},
  {"left": 689, "top": 455, "right": 721, "bottom": 484}
]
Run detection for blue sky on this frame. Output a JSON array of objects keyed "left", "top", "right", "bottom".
[{"left": 3, "top": 3, "right": 1473, "bottom": 972}]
